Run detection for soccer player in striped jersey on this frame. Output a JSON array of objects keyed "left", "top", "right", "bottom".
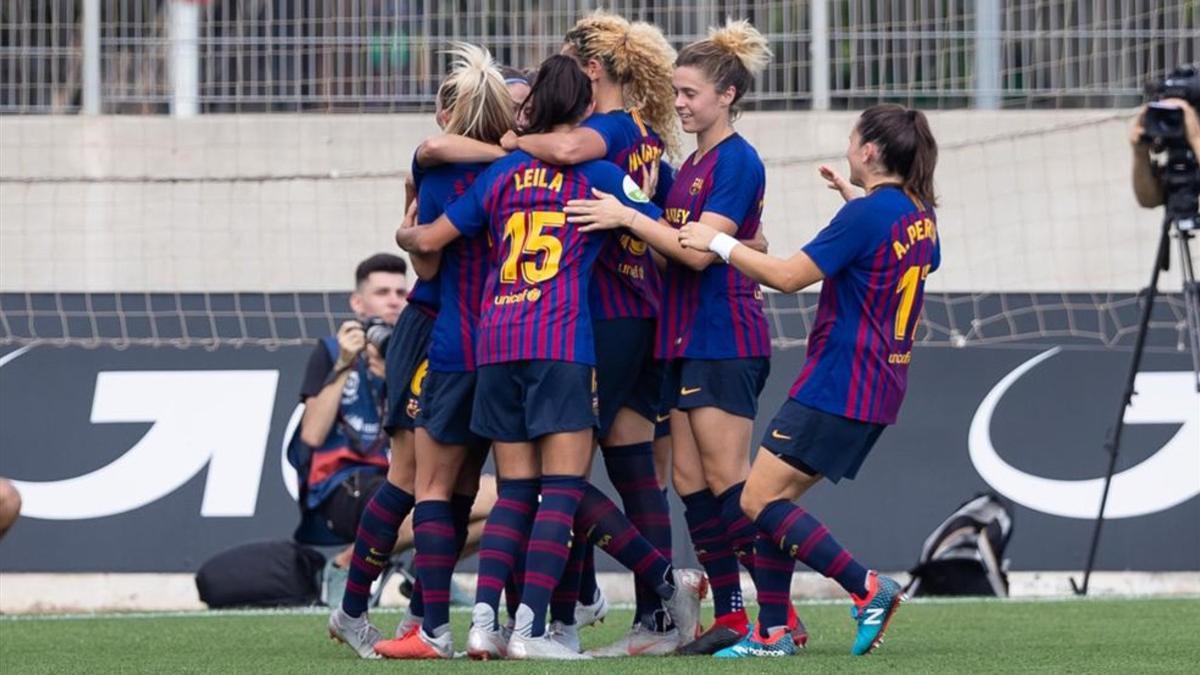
[
  {"left": 498, "top": 11, "right": 690, "bottom": 655},
  {"left": 370, "top": 43, "right": 512, "bottom": 660},
  {"left": 326, "top": 69, "right": 462, "bottom": 663},
  {"left": 679, "top": 104, "right": 941, "bottom": 657},
  {"left": 567, "top": 19, "right": 803, "bottom": 655},
  {"left": 393, "top": 55, "right": 701, "bottom": 661}
]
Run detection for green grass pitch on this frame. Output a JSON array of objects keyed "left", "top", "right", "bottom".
[{"left": 3, "top": 598, "right": 1198, "bottom": 673}]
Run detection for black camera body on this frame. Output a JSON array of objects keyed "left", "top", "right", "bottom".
[
  {"left": 360, "top": 317, "right": 393, "bottom": 353},
  {"left": 1142, "top": 64, "right": 1200, "bottom": 146}
]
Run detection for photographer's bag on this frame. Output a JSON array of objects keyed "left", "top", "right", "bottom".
[
  {"left": 906, "top": 492, "right": 1013, "bottom": 597},
  {"left": 195, "top": 540, "right": 325, "bottom": 608}
]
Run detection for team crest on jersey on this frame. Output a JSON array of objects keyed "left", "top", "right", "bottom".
[{"left": 689, "top": 177, "right": 704, "bottom": 195}]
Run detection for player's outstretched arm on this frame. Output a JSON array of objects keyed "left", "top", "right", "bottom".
[
  {"left": 395, "top": 213, "right": 462, "bottom": 256},
  {"left": 507, "top": 127, "right": 607, "bottom": 165},
  {"left": 679, "top": 221, "right": 824, "bottom": 294},
  {"left": 566, "top": 188, "right": 722, "bottom": 271},
  {"left": 416, "top": 134, "right": 506, "bottom": 168}
]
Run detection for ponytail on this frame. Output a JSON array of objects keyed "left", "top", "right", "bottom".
[
  {"left": 521, "top": 55, "right": 593, "bottom": 135},
  {"left": 441, "top": 42, "right": 513, "bottom": 145},
  {"left": 856, "top": 104, "right": 939, "bottom": 208}
]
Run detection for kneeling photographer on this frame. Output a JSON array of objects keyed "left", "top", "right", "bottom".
[{"left": 298, "top": 253, "right": 408, "bottom": 541}]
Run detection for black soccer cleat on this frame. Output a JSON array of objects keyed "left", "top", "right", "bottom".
[{"left": 676, "top": 623, "right": 748, "bottom": 656}]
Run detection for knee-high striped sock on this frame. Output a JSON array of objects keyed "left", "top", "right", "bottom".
[
  {"left": 413, "top": 501, "right": 457, "bottom": 634},
  {"left": 515, "top": 475, "right": 585, "bottom": 638},
  {"left": 342, "top": 481, "right": 414, "bottom": 618},
  {"left": 474, "top": 478, "right": 538, "bottom": 629},
  {"left": 577, "top": 483, "right": 676, "bottom": 605},
  {"left": 756, "top": 500, "right": 868, "bottom": 597},
  {"left": 717, "top": 483, "right": 758, "bottom": 578},
  {"left": 753, "top": 531, "right": 796, "bottom": 634},
  {"left": 681, "top": 489, "right": 744, "bottom": 619},
  {"left": 549, "top": 529, "right": 588, "bottom": 626},
  {"left": 604, "top": 443, "right": 672, "bottom": 625}
]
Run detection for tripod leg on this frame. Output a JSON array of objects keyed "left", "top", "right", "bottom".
[
  {"left": 1174, "top": 233, "right": 1200, "bottom": 391},
  {"left": 1071, "top": 215, "right": 1172, "bottom": 596}
]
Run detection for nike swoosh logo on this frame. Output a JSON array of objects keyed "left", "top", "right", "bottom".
[
  {"left": 655, "top": 413, "right": 670, "bottom": 423},
  {"left": 681, "top": 387, "right": 701, "bottom": 395},
  {"left": 771, "top": 430, "right": 792, "bottom": 440}
]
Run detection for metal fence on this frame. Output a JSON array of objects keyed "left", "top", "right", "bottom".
[{"left": 1, "top": 0, "right": 1197, "bottom": 114}]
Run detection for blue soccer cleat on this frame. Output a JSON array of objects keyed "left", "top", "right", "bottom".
[
  {"left": 713, "top": 624, "right": 797, "bottom": 659},
  {"left": 850, "top": 571, "right": 905, "bottom": 655}
]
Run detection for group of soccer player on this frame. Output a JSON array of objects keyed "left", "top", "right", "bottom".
[{"left": 327, "top": 9, "right": 940, "bottom": 662}]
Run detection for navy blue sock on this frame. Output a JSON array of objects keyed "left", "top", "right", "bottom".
[
  {"left": 413, "top": 500, "right": 456, "bottom": 633},
  {"left": 756, "top": 500, "right": 868, "bottom": 597},
  {"left": 604, "top": 442, "right": 672, "bottom": 625},
  {"left": 342, "top": 481, "right": 413, "bottom": 618},
  {"left": 475, "top": 478, "right": 538, "bottom": 629},
  {"left": 681, "top": 489, "right": 744, "bottom": 618},
  {"left": 516, "top": 476, "right": 585, "bottom": 638}
]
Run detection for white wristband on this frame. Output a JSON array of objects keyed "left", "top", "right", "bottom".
[{"left": 709, "top": 232, "right": 739, "bottom": 262}]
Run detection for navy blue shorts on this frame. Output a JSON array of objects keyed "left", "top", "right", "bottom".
[
  {"left": 471, "top": 360, "right": 598, "bottom": 442},
  {"left": 759, "top": 399, "right": 886, "bottom": 483},
  {"left": 415, "top": 369, "right": 488, "bottom": 449},
  {"left": 383, "top": 304, "right": 435, "bottom": 435},
  {"left": 595, "top": 318, "right": 661, "bottom": 438},
  {"left": 653, "top": 361, "right": 673, "bottom": 439},
  {"left": 664, "top": 357, "right": 770, "bottom": 420}
]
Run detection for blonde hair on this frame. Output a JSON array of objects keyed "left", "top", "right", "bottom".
[
  {"left": 677, "top": 18, "right": 772, "bottom": 117},
  {"left": 439, "top": 42, "right": 513, "bottom": 144},
  {"left": 564, "top": 10, "right": 682, "bottom": 161}
]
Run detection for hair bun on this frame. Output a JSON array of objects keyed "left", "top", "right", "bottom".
[{"left": 708, "top": 18, "right": 772, "bottom": 76}]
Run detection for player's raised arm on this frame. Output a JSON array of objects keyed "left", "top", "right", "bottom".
[{"left": 679, "top": 221, "right": 823, "bottom": 293}]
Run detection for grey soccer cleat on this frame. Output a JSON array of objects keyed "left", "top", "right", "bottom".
[{"left": 327, "top": 607, "right": 383, "bottom": 659}]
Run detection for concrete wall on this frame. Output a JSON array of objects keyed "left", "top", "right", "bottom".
[{"left": 0, "top": 110, "right": 1178, "bottom": 293}]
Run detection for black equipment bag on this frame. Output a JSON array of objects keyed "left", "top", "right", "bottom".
[
  {"left": 196, "top": 540, "right": 326, "bottom": 608},
  {"left": 906, "top": 492, "right": 1014, "bottom": 597}
]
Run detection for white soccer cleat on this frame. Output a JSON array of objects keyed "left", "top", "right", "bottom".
[
  {"left": 574, "top": 587, "right": 609, "bottom": 628},
  {"left": 467, "top": 602, "right": 508, "bottom": 660},
  {"left": 507, "top": 631, "right": 593, "bottom": 660},
  {"left": 467, "top": 624, "right": 509, "bottom": 660},
  {"left": 665, "top": 568, "right": 708, "bottom": 643},
  {"left": 587, "top": 623, "right": 682, "bottom": 657},
  {"left": 548, "top": 620, "right": 582, "bottom": 653},
  {"left": 327, "top": 607, "right": 383, "bottom": 659}
]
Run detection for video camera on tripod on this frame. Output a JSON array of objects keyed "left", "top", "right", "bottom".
[
  {"left": 1141, "top": 64, "right": 1200, "bottom": 228},
  {"left": 1072, "top": 63, "right": 1200, "bottom": 597}
]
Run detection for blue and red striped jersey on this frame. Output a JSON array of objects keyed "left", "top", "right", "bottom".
[
  {"left": 444, "top": 150, "right": 663, "bottom": 366},
  {"left": 406, "top": 154, "right": 440, "bottom": 315},
  {"left": 418, "top": 162, "right": 489, "bottom": 372},
  {"left": 658, "top": 134, "right": 771, "bottom": 360},
  {"left": 790, "top": 186, "right": 941, "bottom": 424},
  {"left": 583, "top": 110, "right": 668, "bottom": 320}
]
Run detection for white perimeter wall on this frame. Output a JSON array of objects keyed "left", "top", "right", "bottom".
[{"left": 0, "top": 110, "right": 1178, "bottom": 293}]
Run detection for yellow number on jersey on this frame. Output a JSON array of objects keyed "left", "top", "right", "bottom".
[
  {"left": 500, "top": 211, "right": 565, "bottom": 284},
  {"left": 894, "top": 263, "right": 931, "bottom": 341}
]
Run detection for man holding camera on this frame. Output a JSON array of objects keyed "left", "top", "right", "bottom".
[
  {"left": 1130, "top": 96, "right": 1200, "bottom": 208},
  {"left": 298, "top": 253, "right": 409, "bottom": 543}
]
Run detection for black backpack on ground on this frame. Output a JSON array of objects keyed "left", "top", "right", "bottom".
[
  {"left": 195, "top": 540, "right": 326, "bottom": 608},
  {"left": 906, "top": 492, "right": 1014, "bottom": 597}
]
